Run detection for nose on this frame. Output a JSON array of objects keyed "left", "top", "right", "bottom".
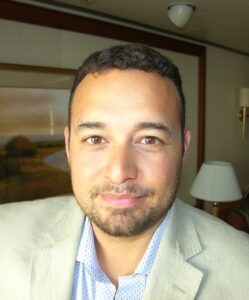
[{"left": 104, "top": 144, "right": 138, "bottom": 184}]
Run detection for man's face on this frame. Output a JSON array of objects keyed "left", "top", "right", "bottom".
[{"left": 65, "top": 69, "right": 190, "bottom": 237}]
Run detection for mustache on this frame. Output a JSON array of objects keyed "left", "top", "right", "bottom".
[{"left": 89, "top": 183, "right": 154, "bottom": 200}]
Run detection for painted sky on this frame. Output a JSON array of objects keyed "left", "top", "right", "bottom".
[{"left": 0, "top": 88, "right": 69, "bottom": 139}]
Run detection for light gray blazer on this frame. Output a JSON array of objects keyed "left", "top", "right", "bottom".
[{"left": 0, "top": 196, "right": 248, "bottom": 300}]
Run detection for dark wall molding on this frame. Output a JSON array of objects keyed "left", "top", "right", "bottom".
[{"left": 0, "top": 0, "right": 206, "bottom": 208}]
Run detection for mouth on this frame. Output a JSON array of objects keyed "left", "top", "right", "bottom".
[{"left": 100, "top": 193, "right": 144, "bottom": 208}]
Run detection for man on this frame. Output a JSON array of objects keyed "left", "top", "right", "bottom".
[{"left": 0, "top": 43, "right": 248, "bottom": 300}]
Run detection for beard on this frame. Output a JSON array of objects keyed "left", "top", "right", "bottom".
[
  {"left": 74, "top": 171, "right": 181, "bottom": 237},
  {"left": 88, "top": 183, "right": 160, "bottom": 237}
]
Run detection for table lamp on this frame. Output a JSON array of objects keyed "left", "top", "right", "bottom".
[{"left": 190, "top": 161, "right": 242, "bottom": 216}]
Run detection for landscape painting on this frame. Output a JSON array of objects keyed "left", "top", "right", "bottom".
[{"left": 0, "top": 87, "right": 72, "bottom": 204}]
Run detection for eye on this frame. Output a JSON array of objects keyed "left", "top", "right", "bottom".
[
  {"left": 140, "top": 136, "right": 161, "bottom": 145},
  {"left": 85, "top": 136, "right": 106, "bottom": 145}
]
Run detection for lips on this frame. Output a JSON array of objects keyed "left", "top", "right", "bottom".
[{"left": 101, "top": 194, "right": 143, "bottom": 208}]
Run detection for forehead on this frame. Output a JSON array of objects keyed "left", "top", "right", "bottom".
[{"left": 71, "top": 69, "right": 180, "bottom": 126}]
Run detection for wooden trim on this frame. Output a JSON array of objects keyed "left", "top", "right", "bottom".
[
  {"left": 0, "top": 63, "right": 75, "bottom": 74},
  {"left": 195, "top": 50, "right": 206, "bottom": 209},
  {"left": 197, "top": 51, "right": 206, "bottom": 169},
  {"left": 0, "top": 0, "right": 205, "bottom": 208}
]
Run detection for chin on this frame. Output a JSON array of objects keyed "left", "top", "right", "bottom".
[{"left": 88, "top": 203, "right": 172, "bottom": 237}]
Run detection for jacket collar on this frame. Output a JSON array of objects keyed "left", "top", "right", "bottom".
[
  {"left": 143, "top": 199, "right": 204, "bottom": 300},
  {"left": 30, "top": 196, "right": 84, "bottom": 300}
]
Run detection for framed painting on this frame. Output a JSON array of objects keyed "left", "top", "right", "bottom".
[{"left": 0, "top": 63, "right": 75, "bottom": 204}]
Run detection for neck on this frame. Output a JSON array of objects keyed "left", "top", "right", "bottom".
[{"left": 91, "top": 219, "right": 163, "bottom": 287}]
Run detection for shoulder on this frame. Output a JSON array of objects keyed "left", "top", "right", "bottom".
[
  {"left": 0, "top": 194, "right": 77, "bottom": 215},
  {"left": 174, "top": 199, "right": 249, "bottom": 274},
  {"left": 169, "top": 199, "right": 249, "bottom": 297},
  {"left": 174, "top": 199, "right": 249, "bottom": 247},
  {"left": 0, "top": 195, "right": 79, "bottom": 249},
  {"left": 0, "top": 196, "right": 83, "bottom": 299},
  {"left": 0, "top": 195, "right": 77, "bottom": 224}
]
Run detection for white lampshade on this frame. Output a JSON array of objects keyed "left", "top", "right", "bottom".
[
  {"left": 168, "top": 4, "right": 195, "bottom": 28},
  {"left": 239, "top": 88, "right": 249, "bottom": 107},
  {"left": 190, "top": 161, "right": 242, "bottom": 202}
]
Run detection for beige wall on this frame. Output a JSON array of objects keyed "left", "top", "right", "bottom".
[
  {"left": 205, "top": 46, "right": 249, "bottom": 189},
  {"left": 200, "top": 46, "right": 249, "bottom": 211},
  {"left": 0, "top": 18, "right": 248, "bottom": 208}
]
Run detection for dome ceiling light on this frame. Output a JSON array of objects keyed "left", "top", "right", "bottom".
[{"left": 167, "top": 4, "right": 196, "bottom": 28}]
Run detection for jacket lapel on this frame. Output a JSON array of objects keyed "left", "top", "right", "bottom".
[
  {"left": 143, "top": 199, "right": 204, "bottom": 300},
  {"left": 30, "top": 198, "right": 84, "bottom": 300}
]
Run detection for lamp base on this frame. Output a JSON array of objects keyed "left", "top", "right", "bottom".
[{"left": 213, "top": 202, "right": 219, "bottom": 217}]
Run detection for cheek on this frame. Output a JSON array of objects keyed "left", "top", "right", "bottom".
[
  {"left": 141, "top": 152, "right": 182, "bottom": 189},
  {"left": 142, "top": 149, "right": 181, "bottom": 174},
  {"left": 70, "top": 148, "right": 105, "bottom": 182}
]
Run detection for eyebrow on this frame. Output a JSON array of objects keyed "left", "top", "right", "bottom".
[
  {"left": 135, "top": 122, "right": 173, "bottom": 136},
  {"left": 76, "top": 121, "right": 106, "bottom": 130}
]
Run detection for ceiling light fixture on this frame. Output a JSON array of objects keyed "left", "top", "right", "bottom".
[{"left": 168, "top": 4, "right": 196, "bottom": 28}]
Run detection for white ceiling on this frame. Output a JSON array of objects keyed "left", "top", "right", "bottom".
[{"left": 23, "top": 0, "right": 249, "bottom": 55}]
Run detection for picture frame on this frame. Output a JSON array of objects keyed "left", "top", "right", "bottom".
[{"left": 0, "top": 63, "right": 75, "bottom": 204}]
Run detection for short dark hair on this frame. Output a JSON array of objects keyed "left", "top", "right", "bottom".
[{"left": 69, "top": 43, "right": 185, "bottom": 135}]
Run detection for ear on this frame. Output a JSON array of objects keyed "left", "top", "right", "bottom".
[
  {"left": 183, "top": 128, "right": 191, "bottom": 161},
  {"left": 64, "top": 126, "right": 70, "bottom": 164}
]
